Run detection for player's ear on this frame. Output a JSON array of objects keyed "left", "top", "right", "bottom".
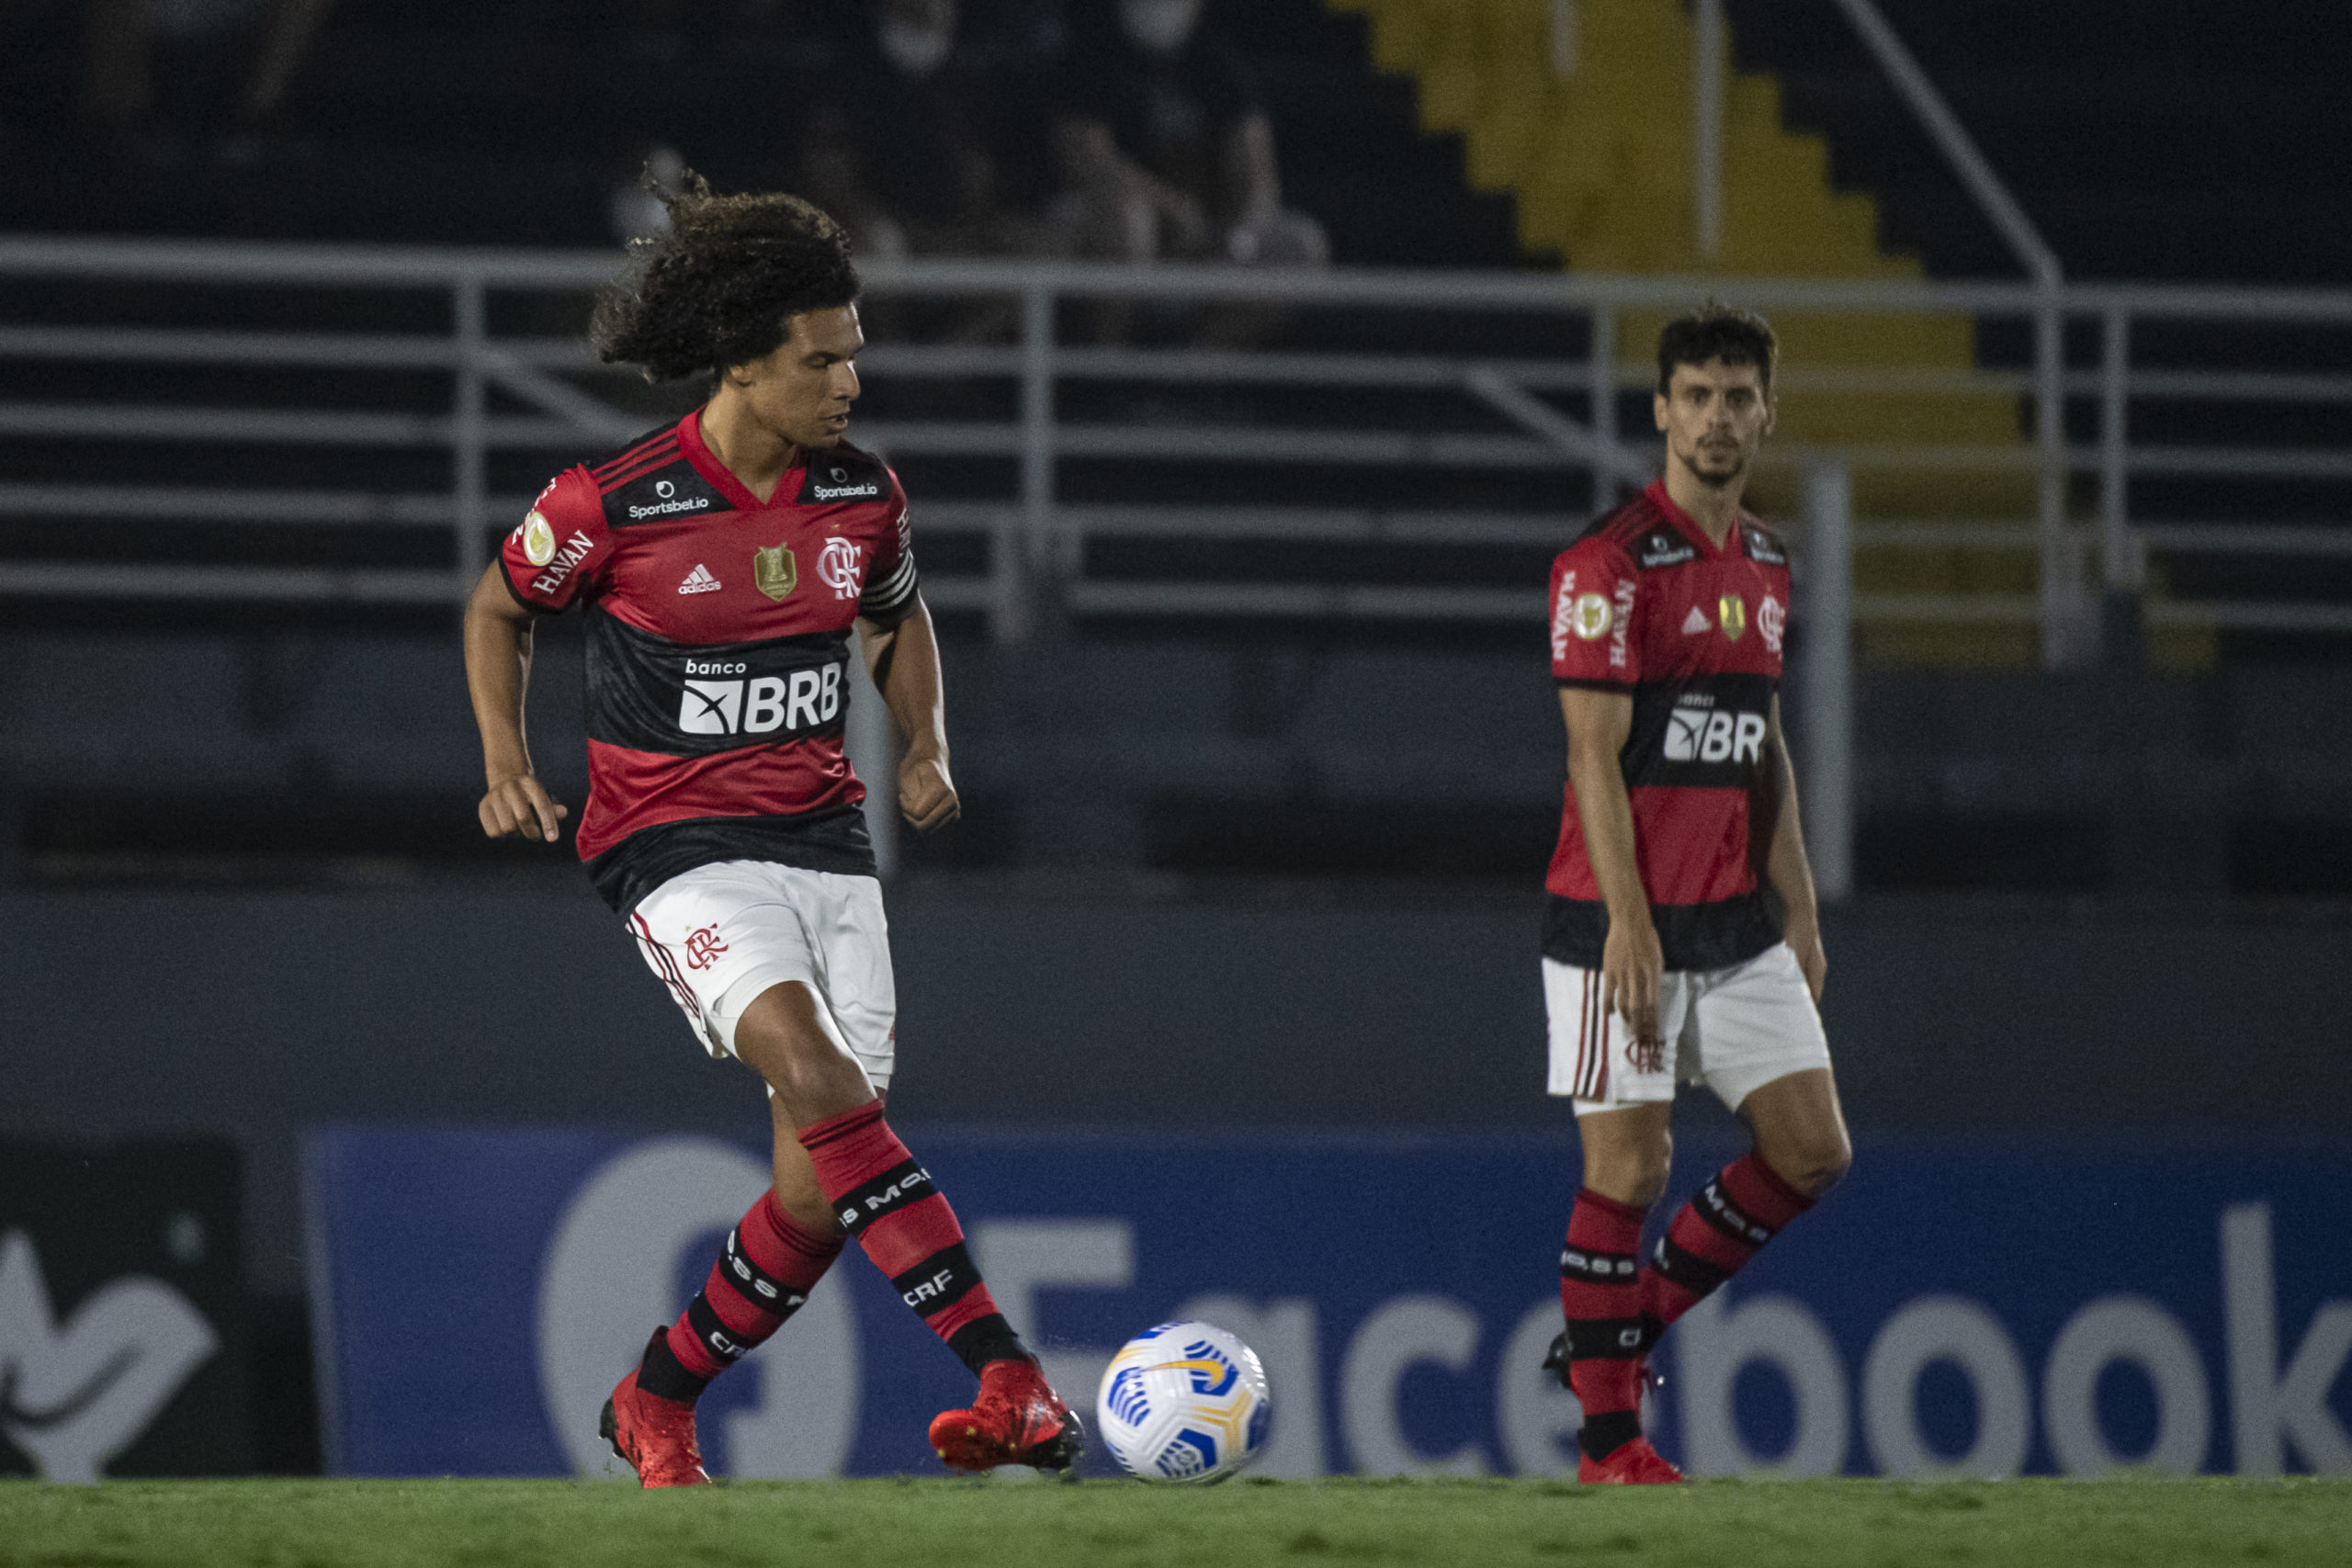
[
  {"left": 1761, "top": 387, "right": 1778, "bottom": 438},
  {"left": 1653, "top": 389, "right": 1671, "bottom": 434}
]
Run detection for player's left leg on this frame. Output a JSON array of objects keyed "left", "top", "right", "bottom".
[{"left": 1640, "top": 944, "right": 1850, "bottom": 1337}]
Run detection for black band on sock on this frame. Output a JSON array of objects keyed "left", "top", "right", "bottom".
[
  {"left": 685, "top": 1293, "right": 750, "bottom": 1366},
  {"left": 945, "top": 1313, "right": 1031, "bottom": 1378},
  {"left": 717, "top": 1226, "right": 811, "bottom": 1317},
  {"left": 833, "top": 1159, "right": 934, "bottom": 1235},
  {"left": 1693, "top": 1175, "right": 1776, "bottom": 1247},
  {"left": 1653, "top": 1233, "right": 1735, "bottom": 1298},
  {"left": 1578, "top": 1410, "right": 1642, "bottom": 1462},
  {"left": 1559, "top": 1245, "right": 1640, "bottom": 1285},
  {"left": 890, "top": 1242, "right": 983, "bottom": 1319},
  {"left": 1564, "top": 1316, "right": 1655, "bottom": 1361},
  {"left": 637, "top": 1328, "right": 715, "bottom": 1404}
]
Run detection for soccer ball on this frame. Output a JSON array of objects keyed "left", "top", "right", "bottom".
[{"left": 1096, "top": 1320, "right": 1272, "bottom": 1483}]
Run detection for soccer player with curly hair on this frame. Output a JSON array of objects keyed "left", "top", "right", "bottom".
[{"left": 461, "top": 173, "right": 1080, "bottom": 1486}]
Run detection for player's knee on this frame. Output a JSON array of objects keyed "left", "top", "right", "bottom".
[{"left": 1774, "top": 1130, "right": 1852, "bottom": 1198}]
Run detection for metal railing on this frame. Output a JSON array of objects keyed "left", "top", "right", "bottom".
[{"left": 2, "top": 238, "right": 2350, "bottom": 661}]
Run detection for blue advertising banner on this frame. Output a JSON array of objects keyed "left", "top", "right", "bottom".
[{"left": 303, "top": 1126, "right": 2352, "bottom": 1480}]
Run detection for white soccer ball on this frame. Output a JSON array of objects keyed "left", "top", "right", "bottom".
[{"left": 1096, "top": 1320, "right": 1272, "bottom": 1483}]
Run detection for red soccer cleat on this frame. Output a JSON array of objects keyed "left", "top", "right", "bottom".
[
  {"left": 1578, "top": 1435, "right": 1685, "bottom": 1485},
  {"left": 927, "top": 1358, "right": 1085, "bottom": 1472},
  {"left": 601, "top": 1330, "right": 712, "bottom": 1488}
]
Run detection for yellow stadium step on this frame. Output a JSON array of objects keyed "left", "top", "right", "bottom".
[{"left": 1328, "top": 0, "right": 2141, "bottom": 670}]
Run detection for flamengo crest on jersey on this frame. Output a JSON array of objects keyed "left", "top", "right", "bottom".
[
  {"left": 1544, "top": 481, "right": 1793, "bottom": 972},
  {"left": 498, "top": 412, "right": 921, "bottom": 913}
]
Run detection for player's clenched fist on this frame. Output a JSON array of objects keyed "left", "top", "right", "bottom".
[
  {"left": 480, "top": 773, "right": 571, "bottom": 843},
  {"left": 897, "top": 750, "right": 959, "bottom": 832}
]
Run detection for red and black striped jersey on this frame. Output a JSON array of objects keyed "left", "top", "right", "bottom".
[
  {"left": 1544, "top": 480, "right": 1792, "bottom": 972},
  {"left": 499, "top": 408, "right": 919, "bottom": 913}
]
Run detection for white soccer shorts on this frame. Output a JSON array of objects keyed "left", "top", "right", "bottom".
[
  {"left": 1544, "top": 941, "right": 1829, "bottom": 1116},
  {"left": 628, "top": 860, "right": 898, "bottom": 1091}
]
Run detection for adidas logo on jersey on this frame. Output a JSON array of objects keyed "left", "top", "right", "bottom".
[
  {"left": 678, "top": 564, "right": 722, "bottom": 594},
  {"left": 1681, "top": 605, "right": 1711, "bottom": 635}
]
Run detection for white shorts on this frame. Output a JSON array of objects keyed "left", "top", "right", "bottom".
[
  {"left": 628, "top": 860, "right": 897, "bottom": 1091},
  {"left": 1544, "top": 942, "right": 1829, "bottom": 1116}
]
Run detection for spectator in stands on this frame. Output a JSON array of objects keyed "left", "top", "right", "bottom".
[
  {"left": 1046, "top": 0, "right": 1327, "bottom": 341},
  {"left": 825, "top": 0, "right": 1055, "bottom": 259},
  {"left": 78, "top": 0, "right": 332, "bottom": 138}
]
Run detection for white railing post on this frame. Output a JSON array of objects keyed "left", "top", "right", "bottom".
[
  {"left": 2099, "top": 304, "right": 2137, "bottom": 592},
  {"left": 452, "top": 274, "right": 487, "bottom": 595},
  {"left": 1589, "top": 303, "right": 1620, "bottom": 511},
  {"left": 1548, "top": 0, "right": 1577, "bottom": 75},
  {"left": 1010, "top": 281, "right": 1055, "bottom": 643},
  {"left": 1803, "top": 457, "right": 1854, "bottom": 903},
  {"left": 1693, "top": 0, "right": 1725, "bottom": 264},
  {"left": 2034, "top": 289, "right": 2073, "bottom": 668}
]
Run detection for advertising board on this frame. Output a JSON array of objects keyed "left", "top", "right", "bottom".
[{"left": 304, "top": 1126, "right": 2351, "bottom": 1479}]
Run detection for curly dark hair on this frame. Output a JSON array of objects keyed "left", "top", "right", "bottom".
[
  {"left": 1656, "top": 301, "right": 1777, "bottom": 394},
  {"left": 590, "top": 169, "right": 860, "bottom": 382}
]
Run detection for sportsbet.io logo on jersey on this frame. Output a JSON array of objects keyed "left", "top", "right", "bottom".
[
  {"left": 628, "top": 479, "right": 713, "bottom": 521},
  {"left": 677, "top": 660, "right": 843, "bottom": 737},
  {"left": 810, "top": 463, "right": 880, "bottom": 502}
]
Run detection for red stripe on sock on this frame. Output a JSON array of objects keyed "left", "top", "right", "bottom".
[
  {"left": 664, "top": 1319, "right": 729, "bottom": 1380},
  {"left": 741, "top": 1190, "right": 844, "bottom": 1287},
  {"left": 798, "top": 1106, "right": 999, "bottom": 1348},
  {"left": 1560, "top": 1190, "right": 1646, "bottom": 1413},
  {"left": 1721, "top": 1152, "right": 1815, "bottom": 1231}
]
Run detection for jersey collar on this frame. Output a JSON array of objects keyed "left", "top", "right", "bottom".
[
  {"left": 677, "top": 407, "right": 804, "bottom": 513},
  {"left": 1645, "top": 479, "right": 1746, "bottom": 560}
]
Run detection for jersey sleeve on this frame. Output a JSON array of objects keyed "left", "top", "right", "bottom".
[
  {"left": 858, "top": 469, "right": 921, "bottom": 620},
  {"left": 499, "top": 468, "right": 611, "bottom": 614},
  {"left": 1548, "top": 537, "right": 1640, "bottom": 689}
]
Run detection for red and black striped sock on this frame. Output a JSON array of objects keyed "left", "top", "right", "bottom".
[
  {"left": 797, "top": 1101, "right": 1029, "bottom": 1376},
  {"left": 1559, "top": 1187, "right": 1650, "bottom": 1461},
  {"left": 637, "top": 1189, "right": 845, "bottom": 1403},
  {"left": 1640, "top": 1152, "right": 1815, "bottom": 1330}
]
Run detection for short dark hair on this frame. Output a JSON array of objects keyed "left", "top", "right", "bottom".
[
  {"left": 590, "top": 169, "right": 860, "bottom": 382},
  {"left": 1656, "top": 302, "right": 1777, "bottom": 395}
]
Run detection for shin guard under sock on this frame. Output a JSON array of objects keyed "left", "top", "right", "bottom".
[
  {"left": 639, "top": 1190, "right": 845, "bottom": 1403},
  {"left": 1560, "top": 1187, "right": 1649, "bottom": 1461},
  {"left": 1641, "top": 1152, "right": 1814, "bottom": 1332},
  {"left": 798, "top": 1101, "right": 1029, "bottom": 1375}
]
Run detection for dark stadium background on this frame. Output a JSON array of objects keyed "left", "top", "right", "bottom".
[{"left": 2, "top": 0, "right": 2348, "bottom": 1483}]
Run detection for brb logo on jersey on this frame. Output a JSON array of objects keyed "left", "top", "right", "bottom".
[
  {"left": 817, "top": 537, "right": 865, "bottom": 601},
  {"left": 678, "top": 660, "right": 843, "bottom": 737},
  {"left": 1664, "top": 694, "right": 1767, "bottom": 765}
]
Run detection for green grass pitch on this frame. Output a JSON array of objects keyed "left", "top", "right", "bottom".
[{"left": 4, "top": 1477, "right": 2348, "bottom": 1568}]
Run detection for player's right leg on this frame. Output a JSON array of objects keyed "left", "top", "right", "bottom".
[{"left": 1543, "top": 958, "right": 1688, "bottom": 1483}]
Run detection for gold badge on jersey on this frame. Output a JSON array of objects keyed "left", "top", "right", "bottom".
[
  {"left": 1718, "top": 593, "right": 1747, "bottom": 641},
  {"left": 753, "top": 543, "right": 797, "bottom": 602}
]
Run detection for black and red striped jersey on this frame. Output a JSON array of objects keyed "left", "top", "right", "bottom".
[
  {"left": 499, "top": 408, "right": 919, "bottom": 913},
  {"left": 1544, "top": 479, "right": 1792, "bottom": 972}
]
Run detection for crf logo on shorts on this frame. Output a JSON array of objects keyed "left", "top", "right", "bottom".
[
  {"left": 678, "top": 665, "right": 843, "bottom": 736},
  {"left": 1625, "top": 1037, "right": 1665, "bottom": 1075},
  {"left": 684, "top": 924, "right": 728, "bottom": 969}
]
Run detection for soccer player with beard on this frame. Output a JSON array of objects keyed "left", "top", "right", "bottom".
[
  {"left": 461, "top": 174, "right": 1079, "bottom": 1485},
  {"left": 1539, "top": 306, "right": 1854, "bottom": 1483}
]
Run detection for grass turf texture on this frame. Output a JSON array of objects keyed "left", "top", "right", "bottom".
[{"left": 4, "top": 1478, "right": 2347, "bottom": 1568}]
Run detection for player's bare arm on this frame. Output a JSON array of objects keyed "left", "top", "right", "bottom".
[
  {"left": 856, "top": 594, "right": 959, "bottom": 832},
  {"left": 462, "top": 563, "right": 569, "bottom": 843},
  {"left": 1559, "top": 684, "right": 1662, "bottom": 1044},
  {"left": 1759, "top": 694, "right": 1826, "bottom": 1001}
]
